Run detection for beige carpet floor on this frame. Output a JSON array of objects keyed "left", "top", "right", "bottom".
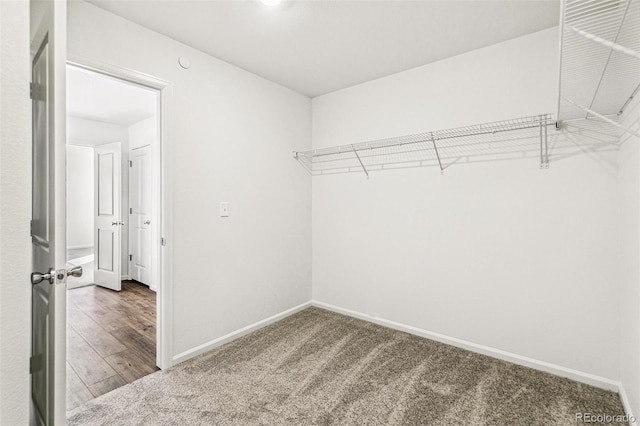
[{"left": 68, "top": 307, "right": 625, "bottom": 425}]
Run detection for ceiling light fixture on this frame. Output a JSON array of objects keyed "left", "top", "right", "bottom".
[{"left": 260, "top": 0, "right": 282, "bottom": 7}]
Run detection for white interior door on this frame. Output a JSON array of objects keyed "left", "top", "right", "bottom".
[
  {"left": 94, "top": 142, "right": 122, "bottom": 291},
  {"left": 30, "top": 0, "right": 67, "bottom": 424},
  {"left": 129, "top": 145, "right": 152, "bottom": 286}
]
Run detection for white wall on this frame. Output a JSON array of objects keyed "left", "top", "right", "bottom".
[
  {"left": 68, "top": 116, "right": 131, "bottom": 276},
  {"left": 618, "top": 95, "right": 640, "bottom": 418},
  {"left": 129, "top": 116, "right": 156, "bottom": 150},
  {"left": 68, "top": 115, "right": 127, "bottom": 146},
  {"left": 68, "top": 1, "right": 312, "bottom": 358},
  {"left": 66, "top": 145, "right": 94, "bottom": 249},
  {"left": 312, "top": 28, "right": 620, "bottom": 381},
  {"left": 0, "top": 0, "right": 30, "bottom": 423}
]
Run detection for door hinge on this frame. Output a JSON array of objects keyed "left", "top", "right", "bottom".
[
  {"left": 29, "top": 82, "right": 33, "bottom": 100},
  {"left": 130, "top": 208, "right": 133, "bottom": 214},
  {"left": 29, "top": 355, "right": 37, "bottom": 374},
  {"left": 129, "top": 254, "right": 133, "bottom": 261},
  {"left": 161, "top": 237, "right": 167, "bottom": 246},
  {"left": 30, "top": 220, "right": 33, "bottom": 237},
  {"left": 29, "top": 354, "right": 44, "bottom": 374},
  {"left": 129, "top": 160, "right": 132, "bottom": 167}
]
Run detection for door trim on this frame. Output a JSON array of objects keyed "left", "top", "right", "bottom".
[{"left": 67, "top": 54, "right": 174, "bottom": 370}]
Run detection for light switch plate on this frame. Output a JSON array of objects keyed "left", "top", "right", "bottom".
[{"left": 219, "top": 202, "right": 229, "bottom": 217}]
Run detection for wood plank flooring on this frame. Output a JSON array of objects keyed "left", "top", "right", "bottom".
[{"left": 66, "top": 280, "right": 159, "bottom": 411}]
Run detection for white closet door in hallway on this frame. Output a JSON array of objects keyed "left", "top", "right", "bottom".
[
  {"left": 129, "top": 145, "right": 152, "bottom": 286},
  {"left": 94, "top": 142, "right": 122, "bottom": 292}
]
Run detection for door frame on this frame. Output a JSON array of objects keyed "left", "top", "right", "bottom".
[{"left": 67, "top": 55, "right": 174, "bottom": 370}]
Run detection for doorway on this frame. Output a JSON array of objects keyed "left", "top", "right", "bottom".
[{"left": 65, "top": 64, "right": 162, "bottom": 410}]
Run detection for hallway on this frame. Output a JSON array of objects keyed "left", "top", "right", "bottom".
[{"left": 66, "top": 281, "right": 158, "bottom": 410}]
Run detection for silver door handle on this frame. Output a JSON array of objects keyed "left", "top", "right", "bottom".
[
  {"left": 144, "top": 220, "right": 151, "bottom": 225},
  {"left": 67, "top": 265, "right": 83, "bottom": 278},
  {"left": 31, "top": 268, "right": 55, "bottom": 285}
]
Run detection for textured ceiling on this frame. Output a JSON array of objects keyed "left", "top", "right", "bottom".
[{"left": 88, "top": 0, "right": 560, "bottom": 97}]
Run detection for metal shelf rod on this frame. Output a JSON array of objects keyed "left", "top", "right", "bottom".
[
  {"left": 556, "top": 0, "right": 567, "bottom": 124},
  {"left": 569, "top": 25, "right": 640, "bottom": 60}
]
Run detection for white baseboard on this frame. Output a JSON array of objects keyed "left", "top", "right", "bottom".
[
  {"left": 172, "top": 301, "right": 312, "bottom": 365},
  {"left": 121, "top": 275, "right": 131, "bottom": 281},
  {"left": 618, "top": 383, "right": 638, "bottom": 424},
  {"left": 312, "top": 300, "right": 620, "bottom": 392}
]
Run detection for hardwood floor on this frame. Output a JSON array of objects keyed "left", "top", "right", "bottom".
[{"left": 66, "top": 280, "right": 159, "bottom": 411}]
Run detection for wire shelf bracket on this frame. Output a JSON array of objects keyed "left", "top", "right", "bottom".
[
  {"left": 539, "top": 121, "right": 549, "bottom": 169},
  {"left": 563, "top": 97, "right": 640, "bottom": 139},
  {"left": 430, "top": 133, "right": 444, "bottom": 174},
  {"left": 351, "top": 145, "right": 369, "bottom": 178}
]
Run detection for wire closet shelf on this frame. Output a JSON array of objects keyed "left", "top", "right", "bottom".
[
  {"left": 294, "top": 114, "right": 556, "bottom": 176},
  {"left": 557, "top": 0, "right": 640, "bottom": 139}
]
